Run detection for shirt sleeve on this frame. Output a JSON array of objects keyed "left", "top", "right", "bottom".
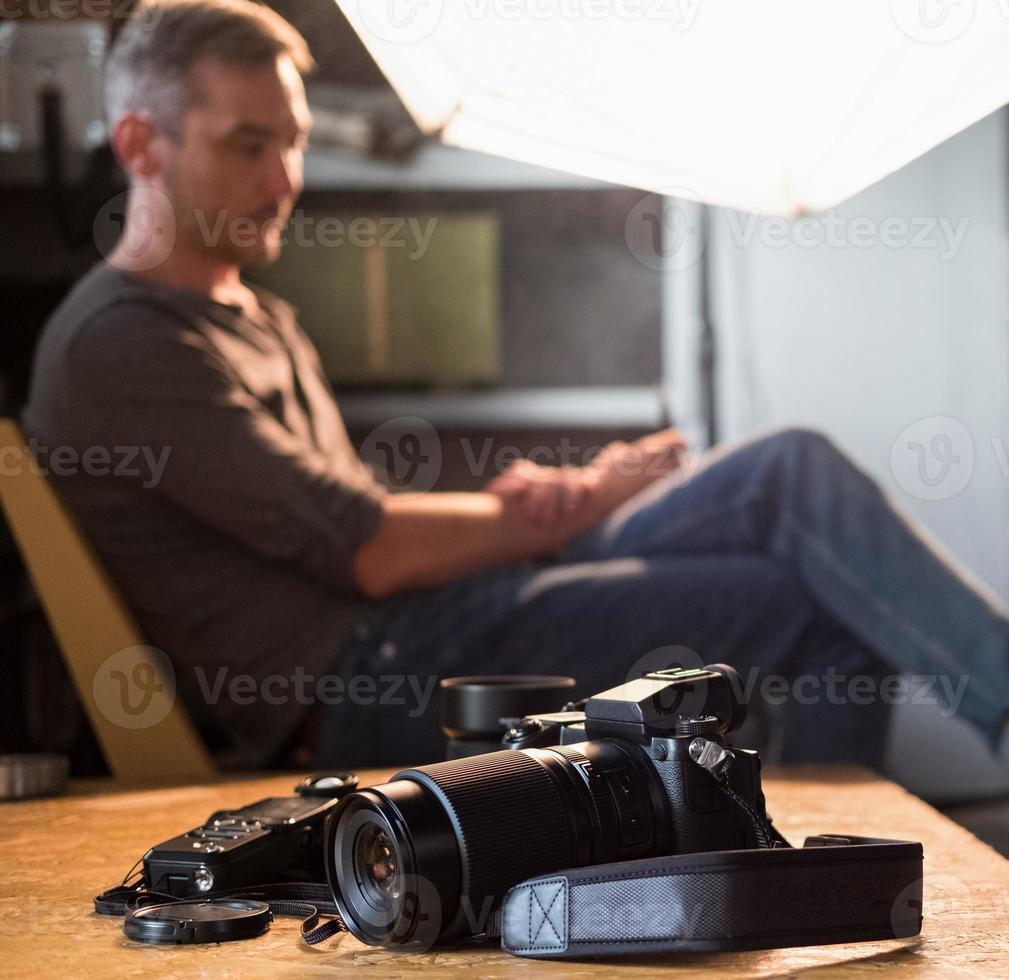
[{"left": 63, "top": 300, "right": 385, "bottom": 593}]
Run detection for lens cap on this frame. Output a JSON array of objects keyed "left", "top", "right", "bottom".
[{"left": 123, "top": 899, "right": 272, "bottom": 945}]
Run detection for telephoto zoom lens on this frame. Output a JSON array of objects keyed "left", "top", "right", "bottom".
[{"left": 326, "top": 740, "right": 671, "bottom": 946}]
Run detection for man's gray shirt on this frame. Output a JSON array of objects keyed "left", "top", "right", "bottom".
[{"left": 23, "top": 262, "right": 384, "bottom": 763}]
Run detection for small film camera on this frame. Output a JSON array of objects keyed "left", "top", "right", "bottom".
[
  {"left": 326, "top": 664, "right": 776, "bottom": 947},
  {"left": 144, "top": 774, "right": 357, "bottom": 897}
]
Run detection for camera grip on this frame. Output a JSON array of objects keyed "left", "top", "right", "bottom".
[{"left": 651, "top": 757, "right": 743, "bottom": 854}]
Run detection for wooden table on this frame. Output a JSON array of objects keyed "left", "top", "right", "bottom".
[{"left": 1, "top": 767, "right": 1007, "bottom": 978}]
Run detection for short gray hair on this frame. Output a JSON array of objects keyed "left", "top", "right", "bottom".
[{"left": 104, "top": 0, "right": 315, "bottom": 138}]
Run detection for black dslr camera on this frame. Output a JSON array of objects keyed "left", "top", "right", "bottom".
[{"left": 327, "top": 664, "right": 776, "bottom": 947}]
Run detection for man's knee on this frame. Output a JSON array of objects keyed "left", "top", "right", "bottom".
[
  {"left": 770, "top": 426, "right": 836, "bottom": 458},
  {"left": 755, "top": 426, "right": 854, "bottom": 477},
  {"left": 729, "top": 427, "right": 853, "bottom": 500}
]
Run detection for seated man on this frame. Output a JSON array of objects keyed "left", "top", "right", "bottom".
[{"left": 23, "top": 0, "right": 1009, "bottom": 769}]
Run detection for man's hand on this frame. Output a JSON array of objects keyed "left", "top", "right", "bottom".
[
  {"left": 589, "top": 428, "right": 689, "bottom": 482},
  {"left": 355, "top": 428, "right": 691, "bottom": 599},
  {"left": 485, "top": 428, "right": 690, "bottom": 527},
  {"left": 485, "top": 460, "right": 593, "bottom": 525}
]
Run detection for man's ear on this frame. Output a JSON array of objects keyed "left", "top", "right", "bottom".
[{"left": 110, "top": 114, "right": 165, "bottom": 180}]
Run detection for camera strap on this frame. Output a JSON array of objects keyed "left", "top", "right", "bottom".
[{"left": 499, "top": 834, "right": 923, "bottom": 959}]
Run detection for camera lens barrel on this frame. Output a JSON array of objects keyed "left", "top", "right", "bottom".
[
  {"left": 329, "top": 740, "right": 671, "bottom": 946},
  {"left": 392, "top": 750, "right": 576, "bottom": 939}
]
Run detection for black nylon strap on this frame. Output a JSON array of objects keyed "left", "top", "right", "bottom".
[
  {"left": 500, "top": 835, "right": 924, "bottom": 958},
  {"left": 95, "top": 881, "right": 344, "bottom": 945}
]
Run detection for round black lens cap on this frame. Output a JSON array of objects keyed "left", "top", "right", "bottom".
[{"left": 123, "top": 899, "right": 272, "bottom": 945}]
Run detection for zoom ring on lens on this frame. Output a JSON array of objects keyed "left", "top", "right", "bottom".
[{"left": 394, "top": 750, "right": 575, "bottom": 932}]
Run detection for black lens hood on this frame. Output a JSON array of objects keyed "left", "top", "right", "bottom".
[{"left": 440, "top": 675, "right": 576, "bottom": 740}]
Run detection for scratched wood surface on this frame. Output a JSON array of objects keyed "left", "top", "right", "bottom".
[{"left": 1, "top": 767, "right": 1006, "bottom": 978}]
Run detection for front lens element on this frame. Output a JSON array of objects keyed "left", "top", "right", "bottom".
[
  {"left": 356, "top": 823, "right": 401, "bottom": 907},
  {"left": 328, "top": 781, "right": 461, "bottom": 947}
]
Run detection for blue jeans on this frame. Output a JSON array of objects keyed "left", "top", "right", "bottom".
[{"left": 318, "top": 428, "right": 1009, "bottom": 768}]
